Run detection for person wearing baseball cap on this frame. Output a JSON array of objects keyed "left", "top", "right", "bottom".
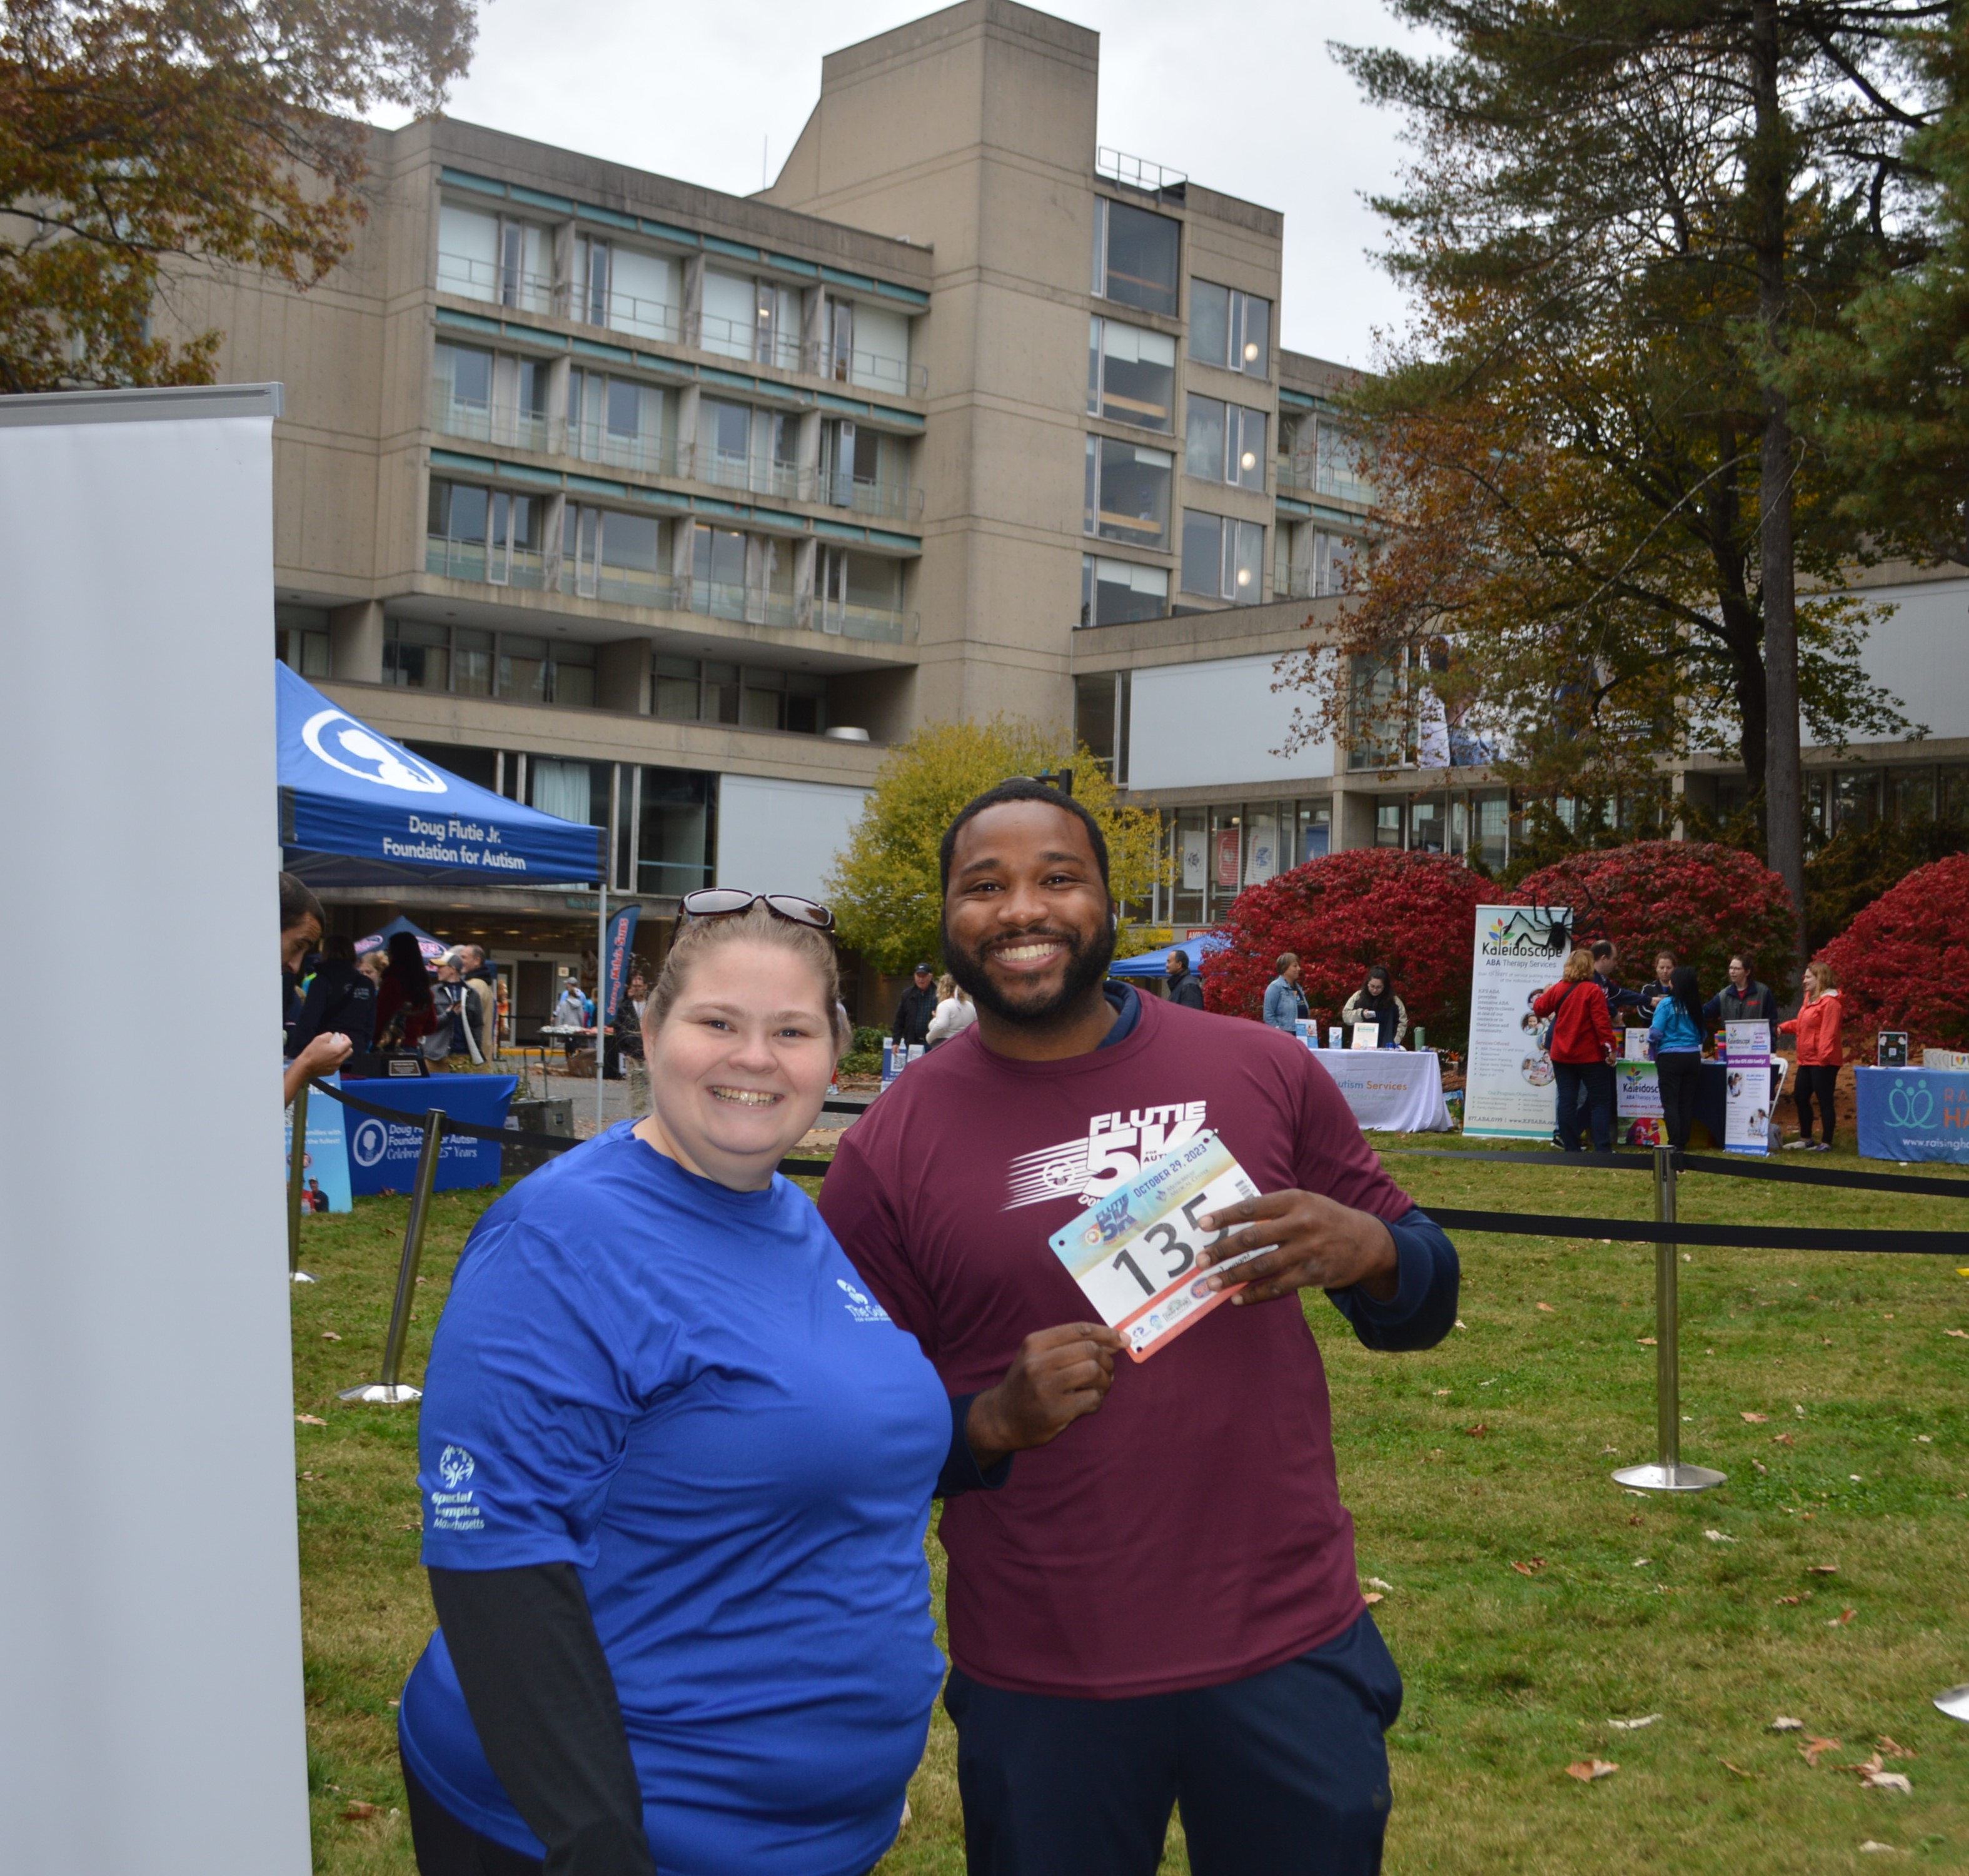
[{"left": 892, "top": 962, "right": 939, "bottom": 1049}]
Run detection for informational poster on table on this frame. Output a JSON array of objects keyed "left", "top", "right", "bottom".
[
  {"left": 1463, "top": 904, "right": 1571, "bottom": 1138},
  {"left": 285, "top": 1074, "right": 352, "bottom": 1214},
  {"left": 1723, "top": 1020, "right": 1772, "bottom": 1154}
]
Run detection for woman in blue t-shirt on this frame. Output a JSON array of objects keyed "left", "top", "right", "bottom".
[{"left": 398, "top": 894, "right": 1122, "bottom": 1876}]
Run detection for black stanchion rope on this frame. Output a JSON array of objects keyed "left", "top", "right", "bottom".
[
  {"left": 1419, "top": 1206, "right": 1969, "bottom": 1256},
  {"left": 1380, "top": 1146, "right": 1969, "bottom": 1201}
]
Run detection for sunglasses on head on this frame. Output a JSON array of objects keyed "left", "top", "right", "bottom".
[{"left": 680, "top": 888, "right": 836, "bottom": 934}]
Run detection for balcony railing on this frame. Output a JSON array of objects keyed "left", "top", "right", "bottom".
[
  {"left": 426, "top": 538, "right": 548, "bottom": 589},
  {"left": 691, "top": 446, "right": 807, "bottom": 503},
  {"left": 819, "top": 602, "right": 918, "bottom": 645},
  {"left": 568, "top": 418, "right": 688, "bottom": 478},
  {"left": 1096, "top": 147, "right": 1189, "bottom": 196},
  {"left": 690, "top": 578, "right": 798, "bottom": 630},
  {"left": 1277, "top": 454, "right": 1375, "bottom": 506},
  {"left": 436, "top": 252, "right": 558, "bottom": 318},
  {"left": 430, "top": 383, "right": 553, "bottom": 453},
  {"left": 435, "top": 252, "right": 928, "bottom": 395}
]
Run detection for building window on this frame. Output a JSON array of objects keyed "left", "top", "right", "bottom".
[
  {"left": 1084, "top": 436, "right": 1174, "bottom": 550},
  {"left": 384, "top": 620, "right": 597, "bottom": 708},
  {"left": 1376, "top": 800, "right": 1405, "bottom": 847},
  {"left": 433, "top": 344, "right": 551, "bottom": 451},
  {"left": 437, "top": 204, "right": 552, "bottom": 314},
  {"left": 600, "top": 244, "right": 682, "bottom": 343},
  {"left": 570, "top": 371, "right": 669, "bottom": 474},
  {"left": 1092, "top": 198, "right": 1180, "bottom": 316},
  {"left": 428, "top": 480, "right": 545, "bottom": 590},
  {"left": 1079, "top": 555, "right": 1169, "bottom": 627},
  {"left": 653, "top": 656, "right": 823, "bottom": 732},
  {"left": 1087, "top": 316, "right": 1176, "bottom": 431},
  {"left": 1073, "top": 672, "right": 1132, "bottom": 785},
  {"left": 561, "top": 505, "right": 670, "bottom": 608},
  {"left": 1184, "top": 395, "right": 1266, "bottom": 489},
  {"left": 820, "top": 418, "right": 910, "bottom": 517},
  {"left": 637, "top": 767, "right": 717, "bottom": 897},
  {"left": 276, "top": 604, "right": 330, "bottom": 678},
  {"left": 818, "top": 546, "right": 905, "bottom": 635},
  {"left": 1180, "top": 512, "right": 1264, "bottom": 602},
  {"left": 1189, "top": 280, "right": 1271, "bottom": 379}
]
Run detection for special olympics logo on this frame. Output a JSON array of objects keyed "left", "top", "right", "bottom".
[
  {"left": 836, "top": 1278, "right": 872, "bottom": 1308},
  {"left": 302, "top": 708, "right": 447, "bottom": 794},
  {"left": 438, "top": 1445, "right": 475, "bottom": 1489},
  {"left": 351, "top": 1117, "right": 390, "bottom": 1167},
  {"left": 1887, "top": 1081, "right": 1936, "bottom": 1129}
]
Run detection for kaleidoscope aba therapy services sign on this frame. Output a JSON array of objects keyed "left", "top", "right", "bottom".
[
  {"left": 1856, "top": 1066, "right": 1969, "bottom": 1164},
  {"left": 1463, "top": 905, "right": 1571, "bottom": 1139}
]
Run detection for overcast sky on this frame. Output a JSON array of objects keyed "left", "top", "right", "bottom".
[{"left": 396, "top": 0, "right": 1426, "bottom": 367}]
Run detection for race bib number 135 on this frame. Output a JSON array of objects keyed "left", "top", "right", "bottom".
[{"left": 1048, "top": 1131, "right": 1259, "bottom": 1361}]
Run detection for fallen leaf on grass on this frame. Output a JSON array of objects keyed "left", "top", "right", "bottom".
[
  {"left": 1858, "top": 1764, "right": 1913, "bottom": 1795},
  {"left": 1366, "top": 1577, "right": 1394, "bottom": 1591},
  {"left": 1771, "top": 1433, "right": 1796, "bottom": 1447},
  {"left": 1858, "top": 1844, "right": 1903, "bottom": 1855},
  {"left": 342, "top": 1802, "right": 378, "bottom": 1821},
  {"left": 1637, "top": 1336, "right": 1658, "bottom": 1346},
  {"left": 1608, "top": 1714, "right": 1661, "bottom": 1730},
  {"left": 1465, "top": 1423, "right": 1489, "bottom": 1438},
  {"left": 296, "top": 1414, "right": 326, "bottom": 1426},
  {"left": 1703, "top": 1528, "right": 1736, "bottom": 1543},
  {"left": 1946, "top": 1328, "right": 1968, "bottom": 1339},
  {"left": 1362, "top": 1592, "right": 1384, "bottom": 1605},
  {"left": 1800, "top": 1737, "right": 1843, "bottom": 1767},
  {"left": 1740, "top": 1410, "right": 1769, "bottom": 1423},
  {"left": 1753, "top": 1460, "right": 1768, "bottom": 1476},
  {"left": 1566, "top": 1759, "right": 1619, "bottom": 1782},
  {"left": 1512, "top": 1558, "right": 1547, "bottom": 1575},
  {"left": 1876, "top": 1737, "right": 1916, "bottom": 1759},
  {"left": 1770, "top": 1717, "right": 1805, "bottom": 1732},
  {"left": 320, "top": 1331, "right": 341, "bottom": 1343},
  {"left": 1808, "top": 1563, "right": 1839, "bottom": 1575},
  {"left": 1828, "top": 1608, "right": 1858, "bottom": 1626},
  {"left": 1720, "top": 1759, "right": 1753, "bottom": 1778},
  {"left": 1454, "top": 1318, "right": 1466, "bottom": 1330},
  {"left": 1775, "top": 1595, "right": 1801, "bottom": 1605},
  {"left": 1536, "top": 1302, "right": 1555, "bottom": 1313},
  {"left": 1433, "top": 1387, "right": 1451, "bottom": 1396}
]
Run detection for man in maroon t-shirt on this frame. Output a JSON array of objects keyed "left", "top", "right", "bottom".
[{"left": 820, "top": 780, "right": 1460, "bottom": 1876}]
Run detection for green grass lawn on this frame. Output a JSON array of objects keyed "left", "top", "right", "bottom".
[{"left": 293, "top": 1141, "right": 1969, "bottom": 1873}]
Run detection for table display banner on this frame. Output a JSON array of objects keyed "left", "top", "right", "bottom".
[
  {"left": 341, "top": 1073, "right": 516, "bottom": 1193},
  {"left": 1307, "top": 1049, "right": 1454, "bottom": 1132},
  {"left": 1463, "top": 904, "right": 1571, "bottom": 1138},
  {"left": 1723, "top": 1021, "right": 1772, "bottom": 1155},
  {"left": 285, "top": 1073, "right": 353, "bottom": 1214},
  {"left": 1614, "top": 1059, "right": 1665, "bottom": 1147},
  {"left": 1856, "top": 1065, "right": 1969, "bottom": 1164}
]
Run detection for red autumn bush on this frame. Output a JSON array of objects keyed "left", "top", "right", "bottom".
[
  {"left": 1822, "top": 852, "right": 1969, "bottom": 1049},
  {"left": 1204, "top": 849, "right": 1491, "bottom": 1039},
  {"left": 1512, "top": 842, "right": 1797, "bottom": 998}
]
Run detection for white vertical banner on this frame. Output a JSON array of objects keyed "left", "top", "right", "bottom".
[
  {"left": 0, "top": 386, "right": 310, "bottom": 1874},
  {"left": 1463, "top": 905, "right": 1571, "bottom": 1139},
  {"left": 1723, "top": 1021, "right": 1773, "bottom": 1155}
]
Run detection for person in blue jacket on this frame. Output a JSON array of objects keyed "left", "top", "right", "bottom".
[
  {"left": 398, "top": 892, "right": 1122, "bottom": 1876},
  {"left": 1262, "top": 951, "right": 1311, "bottom": 1033},
  {"left": 1648, "top": 964, "right": 1708, "bottom": 1151}
]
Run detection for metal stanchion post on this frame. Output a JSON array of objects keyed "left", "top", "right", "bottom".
[
  {"left": 1613, "top": 1146, "right": 1726, "bottom": 1492},
  {"left": 340, "top": 1110, "right": 445, "bottom": 1405},
  {"left": 287, "top": 1078, "right": 316, "bottom": 1285}
]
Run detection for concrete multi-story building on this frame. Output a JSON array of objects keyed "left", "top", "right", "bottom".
[{"left": 166, "top": 0, "right": 1961, "bottom": 1022}]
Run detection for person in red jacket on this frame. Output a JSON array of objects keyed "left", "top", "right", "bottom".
[
  {"left": 1534, "top": 948, "right": 1618, "bottom": 1152},
  {"left": 1779, "top": 959, "right": 1843, "bottom": 1151}
]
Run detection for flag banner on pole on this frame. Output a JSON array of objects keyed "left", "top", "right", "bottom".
[{"left": 603, "top": 904, "right": 641, "bottom": 1025}]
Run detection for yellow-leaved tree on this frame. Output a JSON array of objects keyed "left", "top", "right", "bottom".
[{"left": 826, "top": 717, "right": 1168, "bottom": 975}]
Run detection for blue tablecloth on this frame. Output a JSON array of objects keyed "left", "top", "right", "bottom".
[
  {"left": 340, "top": 1073, "right": 516, "bottom": 1193},
  {"left": 1856, "top": 1065, "right": 1969, "bottom": 1163}
]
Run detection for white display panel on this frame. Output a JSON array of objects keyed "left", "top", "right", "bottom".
[
  {"left": 1127, "top": 652, "right": 1336, "bottom": 791},
  {"left": 715, "top": 772, "right": 870, "bottom": 902},
  {"left": 1836, "top": 579, "right": 1969, "bottom": 744},
  {"left": 0, "top": 385, "right": 309, "bottom": 1874}
]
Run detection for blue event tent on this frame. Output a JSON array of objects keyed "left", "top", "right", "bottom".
[
  {"left": 1107, "top": 932, "right": 1231, "bottom": 977},
  {"left": 276, "top": 663, "right": 603, "bottom": 886}
]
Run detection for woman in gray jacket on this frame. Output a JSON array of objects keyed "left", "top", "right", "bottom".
[
  {"left": 1261, "top": 952, "right": 1310, "bottom": 1032},
  {"left": 1341, "top": 965, "right": 1409, "bottom": 1047}
]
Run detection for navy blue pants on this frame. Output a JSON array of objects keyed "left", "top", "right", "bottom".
[
  {"left": 944, "top": 1612, "right": 1403, "bottom": 1876},
  {"left": 1554, "top": 1060, "right": 1614, "bottom": 1152}
]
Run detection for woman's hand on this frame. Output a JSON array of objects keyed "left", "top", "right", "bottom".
[{"left": 965, "top": 1324, "right": 1123, "bottom": 1468}]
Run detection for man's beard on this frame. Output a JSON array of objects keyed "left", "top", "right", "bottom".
[{"left": 943, "top": 917, "right": 1116, "bottom": 1027}]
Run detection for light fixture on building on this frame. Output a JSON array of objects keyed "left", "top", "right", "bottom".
[
  {"left": 1244, "top": 341, "right": 1261, "bottom": 362},
  {"left": 1236, "top": 567, "right": 1252, "bottom": 587},
  {"left": 825, "top": 725, "right": 871, "bottom": 741},
  {"left": 1241, "top": 450, "right": 1257, "bottom": 471}
]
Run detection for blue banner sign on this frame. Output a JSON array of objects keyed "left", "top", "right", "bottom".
[
  {"left": 1856, "top": 1066, "right": 1969, "bottom": 1164},
  {"left": 340, "top": 1074, "right": 518, "bottom": 1194}
]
